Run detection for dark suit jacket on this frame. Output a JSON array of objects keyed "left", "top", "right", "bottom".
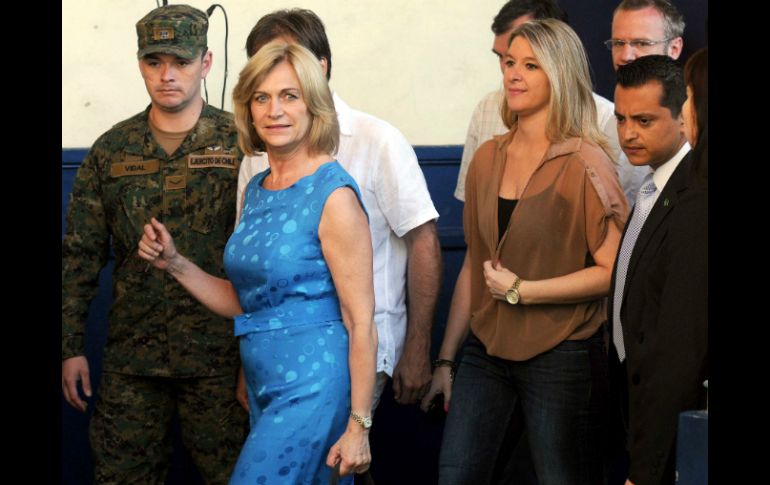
[{"left": 608, "top": 151, "right": 708, "bottom": 485}]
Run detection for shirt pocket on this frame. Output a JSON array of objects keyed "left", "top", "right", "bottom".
[
  {"left": 108, "top": 160, "right": 162, "bottom": 255},
  {"left": 186, "top": 154, "right": 238, "bottom": 234}
]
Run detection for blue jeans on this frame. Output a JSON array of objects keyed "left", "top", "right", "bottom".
[{"left": 439, "top": 331, "right": 608, "bottom": 485}]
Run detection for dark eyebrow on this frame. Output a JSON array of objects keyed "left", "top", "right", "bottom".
[
  {"left": 253, "top": 88, "right": 301, "bottom": 96},
  {"left": 507, "top": 55, "right": 538, "bottom": 63}
]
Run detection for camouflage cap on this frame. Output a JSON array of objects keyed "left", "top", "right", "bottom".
[{"left": 136, "top": 4, "right": 208, "bottom": 59}]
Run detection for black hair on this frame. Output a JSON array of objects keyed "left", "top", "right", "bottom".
[
  {"left": 616, "top": 54, "right": 686, "bottom": 118},
  {"left": 245, "top": 9, "right": 332, "bottom": 81},
  {"left": 492, "top": 0, "right": 568, "bottom": 35}
]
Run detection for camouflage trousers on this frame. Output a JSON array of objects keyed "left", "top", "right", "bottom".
[{"left": 89, "top": 371, "right": 248, "bottom": 485}]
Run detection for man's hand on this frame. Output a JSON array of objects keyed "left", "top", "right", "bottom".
[
  {"left": 398, "top": 221, "right": 442, "bottom": 404},
  {"left": 391, "top": 346, "right": 431, "bottom": 404},
  {"left": 62, "top": 356, "right": 92, "bottom": 412}
]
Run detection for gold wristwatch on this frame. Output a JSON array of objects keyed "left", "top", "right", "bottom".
[
  {"left": 505, "top": 276, "right": 522, "bottom": 305},
  {"left": 350, "top": 411, "right": 373, "bottom": 429}
]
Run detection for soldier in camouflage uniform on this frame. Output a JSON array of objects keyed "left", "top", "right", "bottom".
[{"left": 61, "top": 5, "right": 246, "bottom": 484}]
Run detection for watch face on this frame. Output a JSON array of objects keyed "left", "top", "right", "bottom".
[
  {"left": 352, "top": 412, "right": 373, "bottom": 429},
  {"left": 506, "top": 288, "right": 520, "bottom": 305}
]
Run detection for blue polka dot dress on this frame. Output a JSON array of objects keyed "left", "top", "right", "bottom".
[{"left": 224, "top": 161, "right": 364, "bottom": 485}]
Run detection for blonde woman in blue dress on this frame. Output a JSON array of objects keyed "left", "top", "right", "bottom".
[{"left": 138, "top": 42, "right": 377, "bottom": 484}]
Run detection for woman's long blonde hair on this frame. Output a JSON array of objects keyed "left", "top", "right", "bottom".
[{"left": 500, "top": 19, "right": 613, "bottom": 159}]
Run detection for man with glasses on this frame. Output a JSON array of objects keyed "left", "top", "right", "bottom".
[{"left": 607, "top": 0, "right": 684, "bottom": 71}]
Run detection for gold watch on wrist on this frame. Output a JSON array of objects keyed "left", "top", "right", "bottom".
[
  {"left": 505, "top": 276, "right": 522, "bottom": 305},
  {"left": 350, "top": 411, "right": 373, "bottom": 429}
]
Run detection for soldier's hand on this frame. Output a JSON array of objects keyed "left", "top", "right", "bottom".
[
  {"left": 62, "top": 356, "right": 92, "bottom": 412},
  {"left": 236, "top": 366, "right": 249, "bottom": 412},
  {"left": 138, "top": 217, "right": 179, "bottom": 270}
]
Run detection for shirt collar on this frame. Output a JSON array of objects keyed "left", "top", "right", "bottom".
[
  {"left": 652, "top": 142, "right": 691, "bottom": 193},
  {"left": 493, "top": 127, "right": 583, "bottom": 161},
  {"left": 332, "top": 92, "right": 353, "bottom": 137}
]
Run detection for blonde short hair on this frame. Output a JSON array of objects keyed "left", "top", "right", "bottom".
[
  {"left": 500, "top": 19, "right": 611, "bottom": 157},
  {"left": 232, "top": 41, "right": 339, "bottom": 156}
]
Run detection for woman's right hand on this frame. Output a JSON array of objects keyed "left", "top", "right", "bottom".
[
  {"left": 420, "top": 366, "right": 453, "bottom": 413},
  {"left": 137, "top": 217, "right": 179, "bottom": 271}
]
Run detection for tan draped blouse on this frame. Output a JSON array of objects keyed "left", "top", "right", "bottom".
[{"left": 464, "top": 129, "right": 629, "bottom": 361}]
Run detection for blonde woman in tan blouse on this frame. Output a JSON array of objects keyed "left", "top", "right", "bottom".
[{"left": 421, "top": 19, "right": 628, "bottom": 485}]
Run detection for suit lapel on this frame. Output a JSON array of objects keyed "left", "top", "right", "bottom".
[{"left": 624, "top": 153, "right": 693, "bottom": 300}]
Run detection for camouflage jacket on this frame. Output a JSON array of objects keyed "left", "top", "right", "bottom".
[{"left": 62, "top": 103, "right": 242, "bottom": 377}]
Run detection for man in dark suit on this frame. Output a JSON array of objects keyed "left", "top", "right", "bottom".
[{"left": 609, "top": 55, "right": 708, "bottom": 485}]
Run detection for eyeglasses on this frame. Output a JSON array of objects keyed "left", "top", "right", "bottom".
[{"left": 604, "top": 38, "right": 672, "bottom": 50}]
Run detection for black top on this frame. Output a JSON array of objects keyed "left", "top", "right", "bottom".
[{"left": 497, "top": 196, "right": 518, "bottom": 243}]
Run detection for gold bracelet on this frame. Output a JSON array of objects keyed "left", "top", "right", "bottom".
[
  {"left": 432, "top": 359, "right": 457, "bottom": 370},
  {"left": 433, "top": 359, "right": 457, "bottom": 381}
]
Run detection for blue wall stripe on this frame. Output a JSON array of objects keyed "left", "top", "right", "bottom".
[
  {"left": 414, "top": 145, "right": 463, "bottom": 162},
  {"left": 62, "top": 146, "right": 463, "bottom": 166},
  {"left": 62, "top": 148, "right": 89, "bottom": 166}
]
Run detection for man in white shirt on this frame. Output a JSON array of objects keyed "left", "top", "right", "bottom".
[
  {"left": 236, "top": 9, "right": 442, "bottom": 412},
  {"left": 455, "top": 0, "right": 648, "bottom": 206}
]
